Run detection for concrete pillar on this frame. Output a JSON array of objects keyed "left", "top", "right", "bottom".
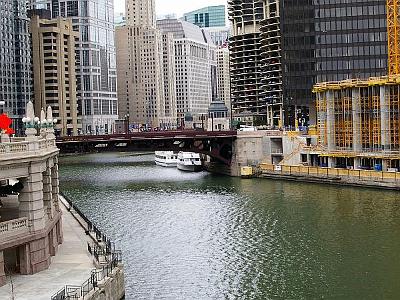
[
  {"left": 43, "top": 165, "right": 54, "bottom": 220},
  {"left": 328, "top": 157, "right": 335, "bottom": 168},
  {"left": 352, "top": 88, "right": 362, "bottom": 153},
  {"left": 19, "top": 167, "right": 45, "bottom": 232},
  {"left": 51, "top": 163, "right": 60, "bottom": 212},
  {"left": 316, "top": 93, "right": 327, "bottom": 146},
  {"left": 0, "top": 251, "right": 5, "bottom": 287},
  {"left": 326, "top": 91, "right": 336, "bottom": 152},
  {"left": 382, "top": 160, "right": 389, "bottom": 172},
  {"left": 279, "top": 105, "right": 284, "bottom": 128},
  {"left": 308, "top": 103, "right": 317, "bottom": 126},
  {"left": 354, "top": 157, "right": 361, "bottom": 170},
  {"left": 380, "top": 86, "right": 390, "bottom": 151}
]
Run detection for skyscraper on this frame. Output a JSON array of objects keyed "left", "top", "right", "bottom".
[
  {"left": 29, "top": 0, "right": 119, "bottom": 135},
  {"left": 116, "top": 0, "right": 174, "bottom": 128},
  {"left": 216, "top": 47, "right": 231, "bottom": 116},
  {"left": 157, "top": 19, "right": 217, "bottom": 127},
  {"left": 228, "top": 0, "right": 266, "bottom": 125},
  {"left": 182, "top": 5, "right": 226, "bottom": 28},
  {"left": 0, "top": 0, "right": 31, "bottom": 133},
  {"left": 260, "top": 0, "right": 388, "bottom": 127}
]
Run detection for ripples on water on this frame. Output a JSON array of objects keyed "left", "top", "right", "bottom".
[{"left": 60, "top": 153, "right": 400, "bottom": 300}]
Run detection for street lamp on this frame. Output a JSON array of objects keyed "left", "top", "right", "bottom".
[
  {"left": 0, "top": 100, "right": 5, "bottom": 114},
  {"left": 124, "top": 114, "right": 129, "bottom": 134}
]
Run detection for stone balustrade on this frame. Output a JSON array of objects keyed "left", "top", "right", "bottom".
[
  {"left": 0, "top": 137, "right": 56, "bottom": 156},
  {"left": 0, "top": 218, "right": 29, "bottom": 239}
]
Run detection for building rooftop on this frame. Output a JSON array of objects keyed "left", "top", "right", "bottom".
[{"left": 156, "top": 19, "right": 213, "bottom": 44}]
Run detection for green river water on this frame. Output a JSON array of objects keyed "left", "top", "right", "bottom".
[{"left": 59, "top": 152, "right": 400, "bottom": 300}]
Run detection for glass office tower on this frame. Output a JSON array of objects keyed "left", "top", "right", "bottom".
[
  {"left": 260, "top": 0, "right": 387, "bottom": 127},
  {"left": 182, "top": 5, "right": 226, "bottom": 28},
  {"left": 0, "top": 0, "right": 31, "bottom": 133}
]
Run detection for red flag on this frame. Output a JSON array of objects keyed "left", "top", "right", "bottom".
[{"left": 0, "top": 113, "right": 12, "bottom": 130}]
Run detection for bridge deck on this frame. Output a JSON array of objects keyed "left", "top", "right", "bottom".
[{"left": 56, "top": 130, "right": 237, "bottom": 143}]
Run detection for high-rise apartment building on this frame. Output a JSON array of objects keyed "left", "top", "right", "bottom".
[
  {"left": 29, "top": 0, "right": 118, "bottom": 135},
  {"left": 182, "top": 5, "right": 226, "bottom": 28},
  {"left": 30, "top": 10, "right": 79, "bottom": 136},
  {"left": 157, "top": 19, "right": 217, "bottom": 126},
  {"left": 116, "top": 0, "right": 174, "bottom": 128},
  {"left": 260, "top": 0, "right": 387, "bottom": 127},
  {"left": 0, "top": 0, "right": 31, "bottom": 133},
  {"left": 216, "top": 47, "right": 231, "bottom": 116},
  {"left": 228, "top": 0, "right": 266, "bottom": 125}
]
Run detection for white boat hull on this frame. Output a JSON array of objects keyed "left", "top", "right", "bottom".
[
  {"left": 176, "top": 152, "right": 203, "bottom": 172},
  {"left": 154, "top": 151, "right": 178, "bottom": 167},
  {"left": 177, "top": 163, "right": 202, "bottom": 172},
  {"left": 155, "top": 160, "right": 177, "bottom": 167}
]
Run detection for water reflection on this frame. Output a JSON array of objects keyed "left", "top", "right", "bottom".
[{"left": 60, "top": 153, "right": 400, "bottom": 299}]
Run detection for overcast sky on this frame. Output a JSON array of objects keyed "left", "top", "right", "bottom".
[{"left": 114, "top": 0, "right": 226, "bottom": 17}]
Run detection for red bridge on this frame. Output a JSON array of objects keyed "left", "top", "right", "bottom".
[{"left": 56, "top": 130, "right": 237, "bottom": 165}]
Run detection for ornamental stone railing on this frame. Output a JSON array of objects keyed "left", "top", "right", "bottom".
[
  {"left": 0, "top": 137, "right": 57, "bottom": 156},
  {"left": 0, "top": 217, "right": 29, "bottom": 239}
]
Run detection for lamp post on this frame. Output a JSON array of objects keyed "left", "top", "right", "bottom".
[
  {"left": 0, "top": 100, "right": 5, "bottom": 114},
  {"left": 124, "top": 113, "right": 129, "bottom": 134}
]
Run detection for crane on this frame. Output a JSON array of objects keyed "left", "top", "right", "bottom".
[{"left": 387, "top": 0, "right": 400, "bottom": 75}]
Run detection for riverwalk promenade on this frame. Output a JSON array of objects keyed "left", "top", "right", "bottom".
[{"left": 0, "top": 201, "right": 94, "bottom": 300}]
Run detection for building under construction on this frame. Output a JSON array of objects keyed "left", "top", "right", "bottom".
[
  {"left": 314, "top": 76, "right": 400, "bottom": 171},
  {"left": 259, "top": 0, "right": 388, "bottom": 127}
]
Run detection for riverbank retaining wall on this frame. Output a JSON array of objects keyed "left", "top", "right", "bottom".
[
  {"left": 259, "top": 164, "right": 400, "bottom": 190},
  {"left": 85, "top": 266, "right": 125, "bottom": 300}
]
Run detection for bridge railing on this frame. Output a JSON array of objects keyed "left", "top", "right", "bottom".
[{"left": 57, "top": 130, "right": 238, "bottom": 143}]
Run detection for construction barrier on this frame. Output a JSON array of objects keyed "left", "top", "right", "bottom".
[{"left": 259, "top": 163, "right": 400, "bottom": 184}]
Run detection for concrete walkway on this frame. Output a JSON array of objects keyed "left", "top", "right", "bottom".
[{"left": 0, "top": 204, "right": 95, "bottom": 300}]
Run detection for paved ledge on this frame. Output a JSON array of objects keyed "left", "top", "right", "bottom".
[
  {"left": 0, "top": 202, "right": 95, "bottom": 300},
  {"left": 259, "top": 173, "right": 400, "bottom": 191}
]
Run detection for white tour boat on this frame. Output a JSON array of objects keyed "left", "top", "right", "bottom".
[
  {"left": 154, "top": 151, "right": 178, "bottom": 167},
  {"left": 177, "top": 152, "right": 202, "bottom": 172}
]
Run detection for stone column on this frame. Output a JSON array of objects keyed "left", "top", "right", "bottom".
[
  {"left": 19, "top": 239, "right": 51, "bottom": 275},
  {"left": 18, "top": 164, "right": 45, "bottom": 232},
  {"left": 326, "top": 91, "right": 336, "bottom": 152},
  {"left": 43, "top": 165, "right": 54, "bottom": 220},
  {"left": 51, "top": 162, "right": 60, "bottom": 213},
  {"left": 51, "top": 160, "right": 63, "bottom": 244},
  {"left": 0, "top": 251, "right": 5, "bottom": 287}
]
